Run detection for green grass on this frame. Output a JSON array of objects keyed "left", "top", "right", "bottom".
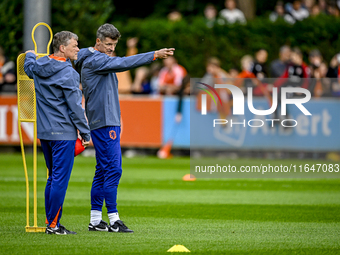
[{"left": 0, "top": 153, "right": 340, "bottom": 254}]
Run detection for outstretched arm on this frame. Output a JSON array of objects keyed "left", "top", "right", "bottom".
[{"left": 94, "top": 48, "right": 175, "bottom": 74}]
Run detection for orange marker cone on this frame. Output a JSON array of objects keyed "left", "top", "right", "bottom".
[{"left": 182, "top": 174, "right": 196, "bottom": 181}]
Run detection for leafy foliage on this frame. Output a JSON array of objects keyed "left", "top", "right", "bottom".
[
  {"left": 51, "top": 0, "right": 114, "bottom": 49},
  {"left": 0, "top": 0, "right": 24, "bottom": 59}
]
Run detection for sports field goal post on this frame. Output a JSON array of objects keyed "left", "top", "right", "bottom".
[{"left": 17, "top": 22, "right": 53, "bottom": 232}]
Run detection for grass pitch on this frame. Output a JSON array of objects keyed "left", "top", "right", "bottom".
[{"left": 0, "top": 153, "right": 339, "bottom": 254}]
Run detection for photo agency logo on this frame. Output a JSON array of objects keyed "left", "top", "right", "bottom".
[{"left": 197, "top": 82, "right": 312, "bottom": 128}]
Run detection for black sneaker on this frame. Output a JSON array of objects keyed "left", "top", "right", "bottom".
[
  {"left": 109, "top": 220, "right": 134, "bottom": 233},
  {"left": 45, "top": 224, "right": 77, "bottom": 235},
  {"left": 88, "top": 220, "right": 109, "bottom": 232}
]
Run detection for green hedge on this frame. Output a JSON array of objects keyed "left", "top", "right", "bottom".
[{"left": 114, "top": 16, "right": 340, "bottom": 77}]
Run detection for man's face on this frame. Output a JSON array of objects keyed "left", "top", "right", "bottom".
[
  {"left": 163, "top": 56, "right": 176, "bottom": 69},
  {"left": 206, "top": 63, "right": 218, "bottom": 75},
  {"left": 226, "top": 0, "right": 236, "bottom": 10},
  {"left": 280, "top": 49, "right": 291, "bottom": 62},
  {"left": 96, "top": 37, "right": 118, "bottom": 57},
  {"left": 205, "top": 7, "right": 217, "bottom": 19},
  {"left": 291, "top": 52, "right": 302, "bottom": 65},
  {"left": 256, "top": 50, "right": 268, "bottom": 63},
  {"left": 293, "top": 1, "right": 301, "bottom": 10},
  {"left": 63, "top": 38, "right": 79, "bottom": 61},
  {"left": 276, "top": 5, "right": 284, "bottom": 15}
]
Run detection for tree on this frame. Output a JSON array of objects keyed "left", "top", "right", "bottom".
[{"left": 237, "top": 0, "right": 256, "bottom": 20}]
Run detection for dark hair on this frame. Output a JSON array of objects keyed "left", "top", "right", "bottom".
[
  {"left": 292, "top": 47, "right": 302, "bottom": 57},
  {"left": 309, "top": 49, "right": 322, "bottom": 57},
  {"left": 276, "top": 1, "right": 284, "bottom": 7},
  {"left": 207, "top": 57, "right": 221, "bottom": 67},
  {"left": 279, "top": 45, "right": 291, "bottom": 53},
  {"left": 97, "top": 23, "right": 121, "bottom": 41},
  {"left": 52, "top": 31, "right": 78, "bottom": 53}
]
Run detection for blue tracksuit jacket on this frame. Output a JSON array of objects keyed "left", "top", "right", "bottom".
[
  {"left": 24, "top": 52, "right": 90, "bottom": 141},
  {"left": 75, "top": 47, "right": 155, "bottom": 130}
]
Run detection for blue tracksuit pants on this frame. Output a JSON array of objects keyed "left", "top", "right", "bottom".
[
  {"left": 40, "top": 139, "right": 76, "bottom": 228},
  {"left": 90, "top": 126, "right": 122, "bottom": 213}
]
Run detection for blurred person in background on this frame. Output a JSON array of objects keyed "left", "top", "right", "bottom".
[
  {"left": 327, "top": 3, "right": 340, "bottom": 17},
  {"left": 308, "top": 49, "right": 323, "bottom": 77},
  {"left": 117, "top": 37, "right": 139, "bottom": 94},
  {"left": 131, "top": 66, "right": 151, "bottom": 94},
  {"left": 157, "top": 74, "right": 191, "bottom": 159},
  {"left": 0, "top": 46, "right": 16, "bottom": 93},
  {"left": 318, "top": 0, "right": 328, "bottom": 13},
  {"left": 198, "top": 57, "right": 231, "bottom": 119},
  {"left": 302, "top": 0, "right": 315, "bottom": 12},
  {"left": 236, "top": 55, "right": 256, "bottom": 94},
  {"left": 149, "top": 62, "right": 162, "bottom": 95},
  {"left": 236, "top": 55, "right": 271, "bottom": 97},
  {"left": 288, "top": 0, "right": 310, "bottom": 21},
  {"left": 201, "top": 57, "right": 230, "bottom": 85},
  {"left": 309, "top": 61, "right": 333, "bottom": 97},
  {"left": 229, "top": 67, "right": 239, "bottom": 78},
  {"left": 158, "top": 56, "right": 187, "bottom": 95},
  {"left": 274, "top": 47, "right": 310, "bottom": 90},
  {"left": 269, "top": 1, "right": 285, "bottom": 21},
  {"left": 220, "top": 0, "right": 246, "bottom": 24},
  {"left": 167, "top": 10, "right": 182, "bottom": 22},
  {"left": 311, "top": 4, "right": 321, "bottom": 16},
  {"left": 270, "top": 1, "right": 295, "bottom": 24},
  {"left": 204, "top": 3, "right": 225, "bottom": 28},
  {"left": 273, "top": 47, "right": 310, "bottom": 123},
  {"left": 251, "top": 49, "right": 268, "bottom": 80},
  {"left": 326, "top": 53, "right": 340, "bottom": 96},
  {"left": 270, "top": 45, "right": 291, "bottom": 78},
  {"left": 175, "top": 74, "right": 191, "bottom": 123}
]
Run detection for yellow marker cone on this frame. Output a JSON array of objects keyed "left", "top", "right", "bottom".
[
  {"left": 167, "top": 245, "right": 190, "bottom": 252},
  {"left": 182, "top": 174, "right": 196, "bottom": 181}
]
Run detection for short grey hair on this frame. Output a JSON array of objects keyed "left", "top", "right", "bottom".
[
  {"left": 97, "top": 23, "right": 121, "bottom": 41},
  {"left": 279, "top": 45, "right": 291, "bottom": 54},
  {"left": 52, "top": 31, "right": 78, "bottom": 53}
]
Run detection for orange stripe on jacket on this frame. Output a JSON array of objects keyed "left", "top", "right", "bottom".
[{"left": 49, "top": 54, "right": 66, "bottom": 62}]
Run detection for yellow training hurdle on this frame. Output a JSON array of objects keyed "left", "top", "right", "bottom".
[{"left": 17, "top": 22, "right": 53, "bottom": 232}]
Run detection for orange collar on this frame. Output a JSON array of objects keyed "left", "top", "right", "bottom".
[{"left": 49, "top": 54, "right": 66, "bottom": 62}]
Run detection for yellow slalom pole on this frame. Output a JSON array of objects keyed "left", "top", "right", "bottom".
[
  {"left": 18, "top": 119, "right": 30, "bottom": 229},
  {"left": 33, "top": 120, "right": 38, "bottom": 227},
  {"left": 17, "top": 22, "right": 53, "bottom": 232}
]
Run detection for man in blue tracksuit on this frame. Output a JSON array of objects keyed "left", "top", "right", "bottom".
[
  {"left": 24, "top": 31, "right": 91, "bottom": 235},
  {"left": 75, "top": 23, "right": 174, "bottom": 232}
]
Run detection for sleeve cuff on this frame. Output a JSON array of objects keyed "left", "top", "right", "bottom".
[{"left": 81, "top": 133, "right": 91, "bottom": 142}]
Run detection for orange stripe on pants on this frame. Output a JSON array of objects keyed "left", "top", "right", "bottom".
[{"left": 49, "top": 207, "right": 61, "bottom": 228}]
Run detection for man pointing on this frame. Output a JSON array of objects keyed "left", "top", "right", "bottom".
[{"left": 75, "top": 23, "right": 174, "bottom": 233}]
